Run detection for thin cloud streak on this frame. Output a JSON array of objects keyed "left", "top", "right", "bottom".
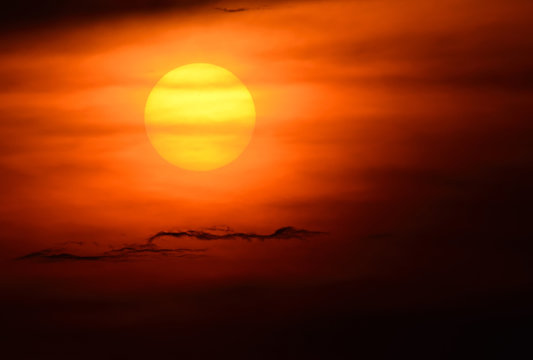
[
  {"left": 16, "top": 226, "right": 323, "bottom": 262},
  {"left": 215, "top": 7, "right": 250, "bottom": 13},
  {"left": 16, "top": 246, "right": 207, "bottom": 262},
  {"left": 149, "top": 226, "right": 325, "bottom": 243}
]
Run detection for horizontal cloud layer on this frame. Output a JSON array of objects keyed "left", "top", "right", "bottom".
[{"left": 17, "top": 226, "right": 323, "bottom": 262}]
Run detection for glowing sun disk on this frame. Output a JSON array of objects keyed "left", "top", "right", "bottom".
[{"left": 144, "top": 63, "right": 256, "bottom": 171}]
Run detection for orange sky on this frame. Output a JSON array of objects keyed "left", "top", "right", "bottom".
[
  {"left": 1, "top": 1, "right": 533, "bottom": 357},
  {"left": 1, "top": 0, "right": 532, "bottom": 296}
]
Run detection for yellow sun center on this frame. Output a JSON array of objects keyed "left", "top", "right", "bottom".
[{"left": 144, "top": 63, "right": 256, "bottom": 171}]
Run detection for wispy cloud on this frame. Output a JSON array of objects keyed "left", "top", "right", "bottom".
[
  {"left": 16, "top": 226, "right": 323, "bottom": 262},
  {"left": 215, "top": 7, "right": 250, "bottom": 13},
  {"left": 16, "top": 245, "right": 207, "bottom": 262},
  {"left": 149, "top": 226, "right": 324, "bottom": 243},
  {"left": 17, "top": 250, "right": 111, "bottom": 261}
]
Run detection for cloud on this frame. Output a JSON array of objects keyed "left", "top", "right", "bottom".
[
  {"left": 16, "top": 245, "right": 207, "bottom": 262},
  {"left": 257, "top": 14, "right": 533, "bottom": 92},
  {"left": 17, "top": 250, "right": 110, "bottom": 261},
  {"left": 1, "top": 0, "right": 283, "bottom": 30},
  {"left": 149, "top": 226, "right": 324, "bottom": 243},
  {"left": 215, "top": 7, "right": 250, "bottom": 13},
  {"left": 1, "top": 1, "right": 218, "bottom": 30},
  {"left": 16, "top": 226, "right": 322, "bottom": 262}
]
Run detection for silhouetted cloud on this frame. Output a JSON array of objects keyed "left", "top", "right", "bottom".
[
  {"left": 215, "top": 7, "right": 249, "bottom": 13},
  {"left": 17, "top": 250, "right": 110, "bottom": 261},
  {"left": 17, "top": 226, "right": 322, "bottom": 262},
  {"left": 16, "top": 247, "right": 207, "bottom": 262},
  {"left": 149, "top": 226, "right": 324, "bottom": 243},
  {"left": 16, "top": 241, "right": 206, "bottom": 262}
]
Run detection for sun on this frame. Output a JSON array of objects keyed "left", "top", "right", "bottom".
[{"left": 144, "top": 63, "right": 256, "bottom": 171}]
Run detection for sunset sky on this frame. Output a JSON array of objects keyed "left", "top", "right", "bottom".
[{"left": 1, "top": 0, "right": 532, "bottom": 358}]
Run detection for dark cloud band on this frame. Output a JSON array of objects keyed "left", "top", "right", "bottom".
[
  {"left": 16, "top": 226, "right": 323, "bottom": 262},
  {"left": 149, "top": 226, "right": 324, "bottom": 243},
  {"left": 1, "top": 0, "right": 217, "bottom": 30}
]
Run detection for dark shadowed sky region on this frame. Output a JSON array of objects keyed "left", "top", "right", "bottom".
[{"left": 0, "top": 0, "right": 532, "bottom": 358}]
